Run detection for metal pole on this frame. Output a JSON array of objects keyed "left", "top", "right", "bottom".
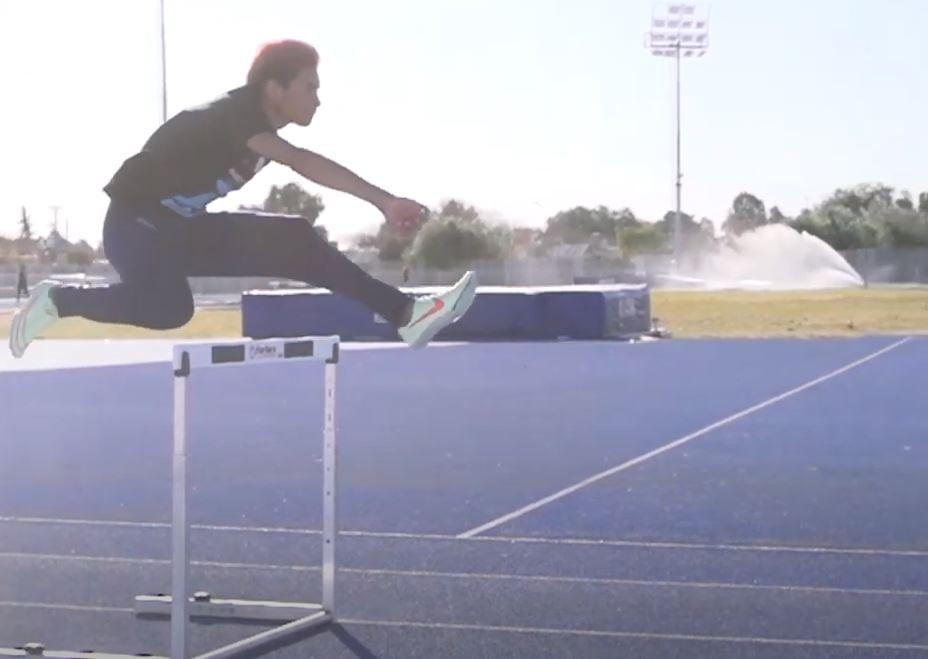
[
  {"left": 322, "top": 362, "right": 337, "bottom": 612},
  {"left": 674, "top": 40, "right": 682, "bottom": 267},
  {"left": 647, "top": 4, "right": 708, "bottom": 271},
  {"left": 159, "top": 0, "right": 167, "bottom": 122},
  {"left": 172, "top": 361, "right": 189, "bottom": 659}
]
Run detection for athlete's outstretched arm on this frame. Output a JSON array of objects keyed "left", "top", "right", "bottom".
[
  {"left": 248, "top": 132, "right": 428, "bottom": 228},
  {"left": 247, "top": 132, "right": 418, "bottom": 215}
]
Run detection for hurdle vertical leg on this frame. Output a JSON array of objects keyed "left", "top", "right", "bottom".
[
  {"left": 173, "top": 351, "right": 191, "bottom": 659},
  {"left": 322, "top": 358, "right": 337, "bottom": 613}
]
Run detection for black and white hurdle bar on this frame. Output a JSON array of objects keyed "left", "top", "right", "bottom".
[{"left": 135, "top": 336, "right": 340, "bottom": 659}]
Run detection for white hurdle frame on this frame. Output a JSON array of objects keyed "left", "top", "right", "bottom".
[{"left": 134, "top": 335, "right": 340, "bottom": 658}]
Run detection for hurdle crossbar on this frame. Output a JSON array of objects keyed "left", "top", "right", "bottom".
[{"left": 134, "top": 336, "right": 340, "bottom": 659}]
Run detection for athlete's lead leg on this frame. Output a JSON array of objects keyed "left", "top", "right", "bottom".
[{"left": 185, "top": 211, "right": 477, "bottom": 347}]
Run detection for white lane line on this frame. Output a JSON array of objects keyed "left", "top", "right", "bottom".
[
  {"left": 458, "top": 337, "right": 912, "bottom": 538},
  {"left": 1, "top": 603, "right": 925, "bottom": 652},
  {"left": 339, "top": 619, "right": 928, "bottom": 652},
  {"left": 2, "top": 514, "right": 928, "bottom": 557},
  {"left": 3, "top": 551, "right": 927, "bottom": 598}
]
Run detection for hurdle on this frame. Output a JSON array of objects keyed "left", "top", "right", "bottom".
[
  {"left": 0, "top": 337, "right": 337, "bottom": 659},
  {"left": 132, "top": 335, "right": 340, "bottom": 658}
]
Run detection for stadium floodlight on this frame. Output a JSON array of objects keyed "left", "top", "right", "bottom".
[{"left": 645, "top": 3, "right": 710, "bottom": 266}]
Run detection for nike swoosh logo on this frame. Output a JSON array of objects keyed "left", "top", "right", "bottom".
[{"left": 408, "top": 298, "right": 445, "bottom": 328}]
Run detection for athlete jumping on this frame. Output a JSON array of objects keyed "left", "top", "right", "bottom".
[{"left": 9, "top": 39, "right": 476, "bottom": 357}]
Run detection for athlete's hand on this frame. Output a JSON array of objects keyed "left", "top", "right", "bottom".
[{"left": 381, "top": 196, "right": 429, "bottom": 232}]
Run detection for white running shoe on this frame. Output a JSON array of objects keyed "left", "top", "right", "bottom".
[
  {"left": 9, "top": 280, "right": 61, "bottom": 358},
  {"left": 397, "top": 271, "right": 478, "bottom": 349}
]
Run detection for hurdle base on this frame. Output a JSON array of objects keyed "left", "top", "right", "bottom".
[
  {"left": 134, "top": 594, "right": 331, "bottom": 659},
  {"left": 134, "top": 593, "right": 326, "bottom": 622},
  {"left": 0, "top": 643, "right": 166, "bottom": 658}
]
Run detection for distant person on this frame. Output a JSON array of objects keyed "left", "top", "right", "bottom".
[
  {"left": 16, "top": 262, "right": 28, "bottom": 304},
  {"left": 9, "top": 39, "right": 476, "bottom": 358}
]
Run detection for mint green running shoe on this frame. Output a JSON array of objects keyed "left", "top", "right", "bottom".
[
  {"left": 9, "top": 280, "right": 61, "bottom": 358},
  {"left": 398, "top": 271, "right": 478, "bottom": 349}
]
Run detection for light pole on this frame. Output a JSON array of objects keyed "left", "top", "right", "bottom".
[
  {"left": 159, "top": 0, "right": 168, "bottom": 122},
  {"left": 49, "top": 205, "right": 61, "bottom": 235},
  {"left": 646, "top": 3, "right": 709, "bottom": 266}
]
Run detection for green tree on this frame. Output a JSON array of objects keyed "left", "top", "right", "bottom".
[
  {"left": 787, "top": 183, "right": 928, "bottom": 249},
  {"left": 918, "top": 192, "right": 928, "bottom": 214},
  {"left": 723, "top": 192, "right": 767, "bottom": 236},
  {"left": 241, "top": 182, "right": 325, "bottom": 223},
  {"left": 617, "top": 223, "right": 666, "bottom": 255},
  {"left": 543, "top": 206, "right": 635, "bottom": 245},
  {"left": 373, "top": 223, "right": 414, "bottom": 261},
  {"left": 357, "top": 197, "right": 453, "bottom": 261},
  {"left": 408, "top": 201, "right": 510, "bottom": 268},
  {"left": 654, "top": 211, "right": 717, "bottom": 254},
  {"left": 437, "top": 199, "right": 480, "bottom": 223},
  {"left": 240, "top": 182, "right": 329, "bottom": 242},
  {"left": 831, "top": 183, "right": 894, "bottom": 214},
  {"left": 265, "top": 182, "right": 325, "bottom": 221},
  {"left": 657, "top": 210, "right": 696, "bottom": 234},
  {"left": 869, "top": 202, "right": 928, "bottom": 247},
  {"left": 790, "top": 205, "right": 881, "bottom": 250},
  {"left": 410, "top": 215, "right": 507, "bottom": 269},
  {"left": 895, "top": 192, "right": 914, "bottom": 211}
]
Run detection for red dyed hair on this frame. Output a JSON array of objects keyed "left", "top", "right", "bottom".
[{"left": 247, "top": 39, "right": 319, "bottom": 87}]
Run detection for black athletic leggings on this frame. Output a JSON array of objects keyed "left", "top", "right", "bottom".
[{"left": 53, "top": 199, "right": 412, "bottom": 329}]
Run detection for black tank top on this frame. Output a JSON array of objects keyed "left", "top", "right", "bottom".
[{"left": 104, "top": 84, "right": 274, "bottom": 218}]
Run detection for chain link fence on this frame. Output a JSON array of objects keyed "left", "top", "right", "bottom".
[{"left": 2, "top": 248, "right": 926, "bottom": 302}]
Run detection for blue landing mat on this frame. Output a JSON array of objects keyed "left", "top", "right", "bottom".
[{"left": 242, "top": 284, "right": 651, "bottom": 341}]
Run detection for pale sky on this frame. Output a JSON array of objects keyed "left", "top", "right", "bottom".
[{"left": 1, "top": 0, "right": 925, "bottom": 247}]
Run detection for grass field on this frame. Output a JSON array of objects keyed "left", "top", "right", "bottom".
[
  {"left": 651, "top": 287, "right": 928, "bottom": 337},
  {"left": 1, "top": 287, "right": 926, "bottom": 340}
]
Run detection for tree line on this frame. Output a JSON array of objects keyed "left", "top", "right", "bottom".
[
  {"left": 7, "top": 181, "right": 926, "bottom": 270},
  {"left": 255, "top": 181, "right": 928, "bottom": 269},
  {"left": 0, "top": 207, "right": 96, "bottom": 266}
]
